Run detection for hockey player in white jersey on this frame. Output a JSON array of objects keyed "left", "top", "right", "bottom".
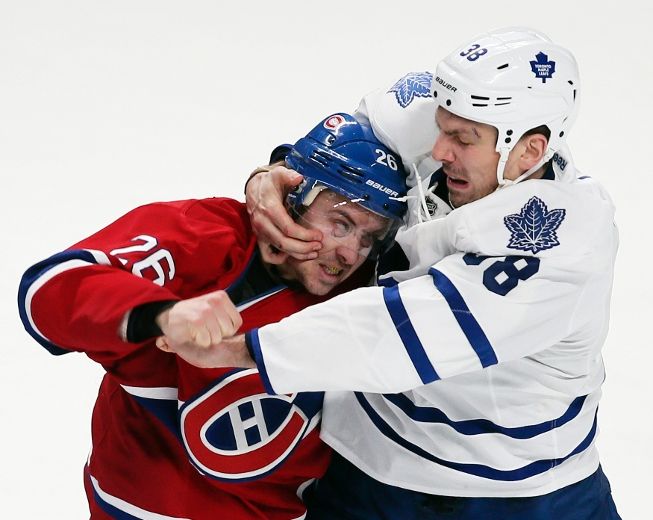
[{"left": 169, "top": 28, "right": 622, "bottom": 519}]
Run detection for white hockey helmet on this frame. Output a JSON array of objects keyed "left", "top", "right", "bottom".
[{"left": 432, "top": 27, "right": 580, "bottom": 185}]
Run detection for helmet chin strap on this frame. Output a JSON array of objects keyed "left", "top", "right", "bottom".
[{"left": 496, "top": 148, "right": 554, "bottom": 189}]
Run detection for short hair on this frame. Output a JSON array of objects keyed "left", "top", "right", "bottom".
[{"left": 522, "top": 125, "right": 551, "bottom": 141}]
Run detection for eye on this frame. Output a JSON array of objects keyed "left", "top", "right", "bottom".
[{"left": 332, "top": 219, "right": 352, "bottom": 238}]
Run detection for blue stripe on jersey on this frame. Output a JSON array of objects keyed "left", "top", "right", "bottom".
[
  {"left": 18, "top": 250, "right": 102, "bottom": 356},
  {"left": 247, "top": 329, "right": 276, "bottom": 395},
  {"left": 382, "top": 285, "right": 440, "bottom": 384},
  {"left": 93, "top": 495, "right": 142, "bottom": 520},
  {"left": 87, "top": 470, "right": 145, "bottom": 520},
  {"left": 429, "top": 268, "right": 498, "bottom": 368},
  {"left": 377, "top": 276, "right": 399, "bottom": 288},
  {"left": 383, "top": 393, "right": 588, "bottom": 439},
  {"left": 129, "top": 395, "right": 181, "bottom": 439},
  {"left": 355, "top": 392, "right": 598, "bottom": 481}
]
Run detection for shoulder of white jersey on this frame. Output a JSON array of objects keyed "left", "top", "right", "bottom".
[
  {"left": 451, "top": 174, "right": 617, "bottom": 270},
  {"left": 541, "top": 145, "right": 616, "bottom": 211},
  {"left": 354, "top": 72, "right": 441, "bottom": 186}
]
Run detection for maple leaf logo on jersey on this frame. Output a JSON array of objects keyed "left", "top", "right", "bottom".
[
  {"left": 387, "top": 72, "right": 433, "bottom": 108},
  {"left": 504, "top": 197, "right": 566, "bottom": 254},
  {"left": 530, "top": 52, "right": 556, "bottom": 83}
]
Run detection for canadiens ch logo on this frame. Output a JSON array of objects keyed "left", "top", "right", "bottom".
[
  {"left": 179, "top": 368, "right": 315, "bottom": 481},
  {"left": 323, "top": 114, "right": 346, "bottom": 131},
  {"left": 387, "top": 71, "right": 433, "bottom": 108},
  {"left": 504, "top": 196, "right": 566, "bottom": 254}
]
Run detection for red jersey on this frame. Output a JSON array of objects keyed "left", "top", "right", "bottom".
[{"left": 18, "top": 198, "right": 365, "bottom": 519}]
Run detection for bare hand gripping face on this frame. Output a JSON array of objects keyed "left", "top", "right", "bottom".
[{"left": 245, "top": 164, "right": 323, "bottom": 264}]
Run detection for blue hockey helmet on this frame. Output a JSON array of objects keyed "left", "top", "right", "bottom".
[{"left": 285, "top": 113, "right": 408, "bottom": 222}]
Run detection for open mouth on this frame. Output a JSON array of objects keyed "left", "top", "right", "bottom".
[
  {"left": 446, "top": 175, "right": 469, "bottom": 189},
  {"left": 321, "top": 264, "right": 344, "bottom": 277}
]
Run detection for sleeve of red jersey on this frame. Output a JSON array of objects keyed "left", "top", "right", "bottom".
[{"left": 18, "top": 198, "right": 254, "bottom": 362}]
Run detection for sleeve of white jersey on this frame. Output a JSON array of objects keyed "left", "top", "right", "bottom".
[
  {"left": 249, "top": 178, "right": 617, "bottom": 395},
  {"left": 251, "top": 259, "right": 579, "bottom": 394}
]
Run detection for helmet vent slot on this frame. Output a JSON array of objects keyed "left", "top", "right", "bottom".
[
  {"left": 497, "top": 63, "right": 509, "bottom": 70},
  {"left": 337, "top": 165, "right": 364, "bottom": 183},
  {"left": 470, "top": 94, "right": 512, "bottom": 108},
  {"left": 310, "top": 151, "right": 331, "bottom": 168}
]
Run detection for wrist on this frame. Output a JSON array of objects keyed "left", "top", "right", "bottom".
[
  {"left": 126, "top": 300, "right": 178, "bottom": 343},
  {"left": 225, "top": 335, "right": 255, "bottom": 368},
  {"left": 244, "top": 159, "right": 287, "bottom": 196}
]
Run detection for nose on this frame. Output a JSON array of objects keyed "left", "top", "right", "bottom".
[
  {"left": 335, "top": 235, "right": 361, "bottom": 267},
  {"left": 432, "top": 135, "right": 454, "bottom": 163}
]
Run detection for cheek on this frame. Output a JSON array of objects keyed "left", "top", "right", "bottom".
[
  {"left": 284, "top": 258, "right": 313, "bottom": 283},
  {"left": 319, "top": 236, "right": 339, "bottom": 253},
  {"left": 345, "top": 255, "right": 367, "bottom": 278}
]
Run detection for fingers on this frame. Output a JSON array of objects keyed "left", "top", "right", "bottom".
[
  {"left": 157, "top": 290, "right": 243, "bottom": 352},
  {"left": 156, "top": 336, "right": 171, "bottom": 352},
  {"left": 245, "top": 165, "right": 323, "bottom": 260},
  {"left": 190, "top": 325, "right": 212, "bottom": 348},
  {"left": 250, "top": 206, "right": 323, "bottom": 259},
  {"left": 207, "top": 290, "right": 242, "bottom": 339},
  {"left": 258, "top": 242, "right": 289, "bottom": 265}
]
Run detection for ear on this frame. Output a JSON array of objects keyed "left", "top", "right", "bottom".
[{"left": 518, "top": 133, "right": 548, "bottom": 171}]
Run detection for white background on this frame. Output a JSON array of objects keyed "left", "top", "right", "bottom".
[{"left": 1, "top": 1, "right": 651, "bottom": 518}]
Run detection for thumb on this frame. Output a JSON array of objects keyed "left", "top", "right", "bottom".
[
  {"left": 279, "top": 167, "right": 303, "bottom": 188},
  {"left": 156, "top": 336, "right": 172, "bottom": 352}
]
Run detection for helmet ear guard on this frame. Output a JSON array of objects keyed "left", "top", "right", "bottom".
[{"left": 432, "top": 27, "right": 580, "bottom": 186}]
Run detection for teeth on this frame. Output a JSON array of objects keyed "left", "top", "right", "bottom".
[{"left": 324, "top": 266, "right": 341, "bottom": 275}]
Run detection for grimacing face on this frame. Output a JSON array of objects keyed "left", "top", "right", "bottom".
[
  {"left": 278, "top": 190, "right": 390, "bottom": 296},
  {"left": 431, "top": 107, "right": 502, "bottom": 208}
]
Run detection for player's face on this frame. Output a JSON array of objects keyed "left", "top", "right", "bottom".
[
  {"left": 432, "top": 107, "right": 501, "bottom": 208},
  {"left": 280, "top": 191, "right": 389, "bottom": 296}
]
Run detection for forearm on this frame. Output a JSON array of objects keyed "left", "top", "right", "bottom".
[{"left": 248, "top": 285, "right": 425, "bottom": 395}]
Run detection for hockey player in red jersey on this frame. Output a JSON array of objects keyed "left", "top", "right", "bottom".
[{"left": 17, "top": 112, "right": 407, "bottom": 519}]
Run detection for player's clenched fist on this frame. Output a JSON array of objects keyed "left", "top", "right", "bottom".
[{"left": 154, "top": 290, "right": 243, "bottom": 367}]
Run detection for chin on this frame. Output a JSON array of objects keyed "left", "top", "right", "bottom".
[{"left": 307, "top": 283, "right": 334, "bottom": 296}]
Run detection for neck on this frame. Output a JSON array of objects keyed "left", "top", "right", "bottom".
[{"left": 527, "top": 163, "right": 548, "bottom": 181}]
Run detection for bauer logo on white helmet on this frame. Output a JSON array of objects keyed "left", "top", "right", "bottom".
[{"left": 434, "top": 76, "right": 457, "bottom": 92}]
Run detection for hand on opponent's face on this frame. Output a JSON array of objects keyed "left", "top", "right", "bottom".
[{"left": 246, "top": 164, "right": 323, "bottom": 264}]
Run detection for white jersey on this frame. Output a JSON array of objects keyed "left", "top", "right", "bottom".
[{"left": 248, "top": 153, "right": 618, "bottom": 496}]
